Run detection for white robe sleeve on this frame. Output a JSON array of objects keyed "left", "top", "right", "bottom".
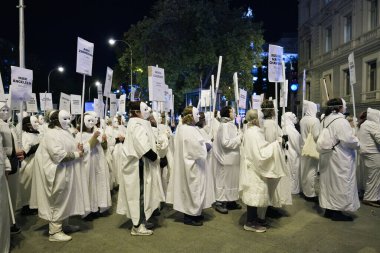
[
  {"left": 46, "top": 132, "right": 69, "bottom": 164},
  {"left": 336, "top": 119, "right": 359, "bottom": 150},
  {"left": 220, "top": 125, "right": 241, "bottom": 150},
  {"left": 183, "top": 134, "right": 207, "bottom": 161},
  {"left": 131, "top": 123, "right": 151, "bottom": 158}
]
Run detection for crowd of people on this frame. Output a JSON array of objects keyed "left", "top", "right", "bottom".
[{"left": 0, "top": 97, "right": 379, "bottom": 251}]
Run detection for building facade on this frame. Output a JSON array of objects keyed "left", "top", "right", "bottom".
[{"left": 298, "top": 0, "right": 380, "bottom": 114}]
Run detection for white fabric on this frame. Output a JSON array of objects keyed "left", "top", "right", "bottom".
[
  {"left": 173, "top": 124, "right": 208, "bottom": 215},
  {"left": 117, "top": 117, "right": 164, "bottom": 226},
  {"left": 361, "top": 153, "right": 380, "bottom": 201},
  {"left": 76, "top": 132, "right": 111, "bottom": 214},
  {"left": 263, "top": 119, "right": 292, "bottom": 205},
  {"left": 300, "top": 101, "right": 320, "bottom": 197},
  {"left": 358, "top": 108, "right": 380, "bottom": 154},
  {"left": 318, "top": 112, "right": 360, "bottom": 211},
  {"left": 0, "top": 134, "right": 10, "bottom": 253},
  {"left": 30, "top": 127, "right": 85, "bottom": 221},
  {"left": 17, "top": 131, "right": 40, "bottom": 208},
  {"left": 213, "top": 119, "right": 241, "bottom": 201},
  {"left": 239, "top": 125, "right": 286, "bottom": 207},
  {"left": 282, "top": 113, "right": 301, "bottom": 194}
]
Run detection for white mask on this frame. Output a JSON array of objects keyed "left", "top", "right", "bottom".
[
  {"left": 140, "top": 102, "right": 151, "bottom": 120},
  {"left": 112, "top": 117, "right": 119, "bottom": 127},
  {"left": 0, "top": 105, "right": 10, "bottom": 121},
  {"left": 291, "top": 113, "right": 298, "bottom": 124},
  {"left": 30, "top": 116, "right": 39, "bottom": 130},
  {"left": 84, "top": 114, "right": 96, "bottom": 129},
  {"left": 192, "top": 107, "right": 200, "bottom": 123},
  {"left": 58, "top": 110, "right": 71, "bottom": 130},
  {"left": 38, "top": 115, "right": 45, "bottom": 125}
]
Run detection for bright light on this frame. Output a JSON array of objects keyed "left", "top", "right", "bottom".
[
  {"left": 290, "top": 83, "right": 299, "bottom": 92},
  {"left": 58, "top": 66, "right": 64, "bottom": 72},
  {"left": 108, "top": 39, "right": 116, "bottom": 45},
  {"left": 95, "top": 81, "right": 101, "bottom": 86}
]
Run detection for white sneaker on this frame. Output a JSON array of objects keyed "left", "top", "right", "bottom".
[
  {"left": 49, "top": 231, "right": 73, "bottom": 242},
  {"left": 243, "top": 223, "right": 266, "bottom": 233},
  {"left": 131, "top": 224, "right": 153, "bottom": 236}
]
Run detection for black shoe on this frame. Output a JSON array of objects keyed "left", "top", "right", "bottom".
[
  {"left": 227, "top": 201, "right": 242, "bottom": 210},
  {"left": 184, "top": 215, "right": 203, "bottom": 226},
  {"left": 144, "top": 221, "right": 154, "bottom": 229},
  {"left": 21, "top": 205, "right": 38, "bottom": 216},
  {"left": 304, "top": 196, "right": 319, "bottom": 203},
  {"left": 324, "top": 209, "right": 334, "bottom": 219},
  {"left": 330, "top": 211, "right": 353, "bottom": 222},
  {"left": 10, "top": 224, "right": 21, "bottom": 235},
  {"left": 215, "top": 202, "right": 228, "bottom": 214},
  {"left": 152, "top": 208, "right": 161, "bottom": 217},
  {"left": 256, "top": 218, "right": 269, "bottom": 227}
]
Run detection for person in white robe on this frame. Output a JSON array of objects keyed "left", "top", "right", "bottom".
[
  {"left": 76, "top": 113, "right": 111, "bottom": 218},
  {"left": 261, "top": 100, "right": 292, "bottom": 210},
  {"left": 239, "top": 109, "right": 287, "bottom": 233},
  {"left": 173, "top": 106, "right": 210, "bottom": 226},
  {"left": 282, "top": 112, "right": 301, "bottom": 194},
  {"left": 0, "top": 133, "right": 11, "bottom": 253},
  {"left": 213, "top": 106, "right": 242, "bottom": 214},
  {"left": 17, "top": 116, "right": 40, "bottom": 215},
  {"left": 30, "top": 110, "right": 85, "bottom": 242},
  {"left": 318, "top": 98, "right": 360, "bottom": 221},
  {"left": 358, "top": 108, "right": 380, "bottom": 207},
  {"left": 111, "top": 116, "right": 125, "bottom": 187},
  {"left": 117, "top": 102, "right": 164, "bottom": 236},
  {"left": 300, "top": 100, "right": 320, "bottom": 200}
]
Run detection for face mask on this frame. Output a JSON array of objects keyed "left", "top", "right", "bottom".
[
  {"left": 84, "top": 115, "right": 96, "bottom": 129},
  {"left": 30, "top": 116, "right": 39, "bottom": 130},
  {"left": 112, "top": 117, "right": 119, "bottom": 127},
  {"left": 38, "top": 115, "right": 45, "bottom": 125},
  {"left": 58, "top": 110, "right": 71, "bottom": 130},
  {"left": 192, "top": 107, "right": 200, "bottom": 123},
  {"left": 140, "top": 102, "right": 151, "bottom": 120},
  {"left": 291, "top": 114, "right": 298, "bottom": 124},
  {"left": 0, "top": 105, "right": 10, "bottom": 121}
]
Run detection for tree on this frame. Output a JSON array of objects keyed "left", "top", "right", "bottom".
[{"left": 114, "top": 0, "right": 264, "bottom": 111}]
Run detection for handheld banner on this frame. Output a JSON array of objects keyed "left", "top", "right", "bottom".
[
  {"left": 348, "top": 52, "right": 356, "bottom": 85},
  {"left": 201, "top": 90, "right": 211, "bottom": 107},
  {"left": 39, "top": 93, "right": 53, "bottom": 111},
  {"left": 148, "top": 66, "right": 165, "bottom": 101},
  {"left": 213, "top": 57, "right": 222, "bottom": 111},
  {"left": 109, "top": 94, "right": 117, "bottom": 117},
  {"left": 76, "top": 37, "right": 94, "bottom": 76},
  {"left": 70, "top": 94, "right": 82, "bottom": 115},
  {"left": 119, "top": 94, "right": 126, "bottom": 114},
  {"left": 103, "top": 67, "right": 113, "bottom": 97},
  {"left": 238, "top": 89, "right": 247, "bottom": 109},
  {"left": 59, "top": 92, "right": 71, "bottom": 112},
  {"left": 10, "top": 66, "right": 33, "bottom": 102},
  {"left": 252, "top": 94, "right": 262, "bottom": 109},
  {"left": 26, "top": 93, "right": 38, "bottom": 113},
  {"left": 268, "top": 45, "right": 284, "bottom": 82}
]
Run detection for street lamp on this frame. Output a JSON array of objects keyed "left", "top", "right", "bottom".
[
  {"left": 108, "top": 38, "right": 133, "bottom": 96},
  {"left": 47, "top": 66, "right": 64, "bottom": 93},
  {"left": 89, "top": 81, "right": 100, "bottom": 101}
]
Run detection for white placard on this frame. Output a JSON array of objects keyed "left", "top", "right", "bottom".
[
  {"left": 103, "top": 67, "right": 113, "bottom": 97},
  {"left": 148, "top": 66, "right": 165, "bottom": 101},
  {"left": 252, "top": 94, "right": 262, "bottom": 109},
  {"left": 238, "top": 89, "right": 247, "bottom": 109},
  {"left": 9, "top": 86, "right": 20, "bottom": 110},
  {"left": 26, "top": 93, "right": 38, "bottom": 113},
  {"left": 348, "top": 52, "right": 356, "bottom": 85},
  {"left": 280, "top": 80, "right": 288, "bottom": 108},
  {"left": 10, "top": 66, "right": 33, "bottom": 102},
  {"left": 119, "top": 94, "right": 126, "bottom": 114},
  {"left": 59, "top": 92, "right": 71, "bottom": 112},
  {"left": 233, "top": 72, "right": 239, "bottom": 103},
  {"left": 94, "top": 98, "right": 105, "bottom": 118},
  {"left": 163, "top": 88, "right": 172, "bottom": 112},
  {"left": 201, "top": 90, "right": 211, "bottom": 107},
  {"left": 109, "top": 94, "right": 117, "bottom": 117},
  {"left": 0, "top": 71, "right": 4, "bottom": 94},
  {"left": 39, "top": 93, "right": 53, "bottom": 111},
  {"left": 268, "top": 44, "right": 284, "bottom": 83},
  {"left": 71, "top": 94, "right": 82, "bottom": 115},
  {"left": 76, "top": 37, "right": 94, "bottom": 76}
]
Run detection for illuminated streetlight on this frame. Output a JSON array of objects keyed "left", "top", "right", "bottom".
[{"left": 48, "top": 65, "right": 64, "bottom": 93}]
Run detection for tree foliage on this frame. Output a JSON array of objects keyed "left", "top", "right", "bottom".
[{"left": 114, "top": 0, "right": 264, "bottom": 110}]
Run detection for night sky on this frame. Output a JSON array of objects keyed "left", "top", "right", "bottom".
[{"left": 0, "top": 0, "right": 298, "bottom": 97}]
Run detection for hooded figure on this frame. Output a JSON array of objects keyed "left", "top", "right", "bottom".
[
  {"left": 213, "top": 106, "right": 243, "bottom": 214},
  {"left": 17, "top": 116, "right": 40, "bottom": 214},
  {"left": 117, "top": 101, "right": 164, "bottom": 236},
  {"left": 30, "top": 110, "right": 85, "bottom": 242},
  {"left": 0, "top": 133, "right": 11, "bottom": 253},
  {"left": 239, "top": 109, "right": 287, "bottom": 233},
  {"left": 300, "top": 100, "right": 320, "bottom": 199},
  {"left": 319, "top": 98, "right": 360, "bottom": 221},
  {"left": 282, "top": 112, "right": 301, "bottom": 194},
  {"left": 357, "top": 108, "right": 380, "bottom": 207},
  {"left": 173, "top": 106, "right": 210, "bottom": 226},
  {"left": 76, "top": 113, "right": 111, "bottom": 216}
]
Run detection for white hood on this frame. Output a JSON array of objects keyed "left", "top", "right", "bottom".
[{"left": 303, "top": 100, "right": 317, "bottom": 117}]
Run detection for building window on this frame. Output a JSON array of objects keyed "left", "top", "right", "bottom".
[
  {"left": 367, "top": 61, "right": 377, "bottom": 91},
  {"left": 343, "top": 69, "right": 351, "bottom": 95},
  {"left": 344, "top": 15, "right": 352, "bottom": 43},
  {"left": 369, "top": 0, "right": 378, "bottom": 29},
  {"left": 325, "top": 26, "right": 332, "bottom": 52}
]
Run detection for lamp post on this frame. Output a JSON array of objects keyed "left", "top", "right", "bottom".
[
  {"left": 47, "top": 66, "right": 64, "bottom": 93},
  {"left": 88, "top": 81, "right": 100, "bottom": 101},
  {"left": 108, "top": 38, "right": 133, "bottom": 95}
]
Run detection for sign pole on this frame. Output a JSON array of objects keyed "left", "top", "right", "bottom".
[{"left": 79, "top": 74, "right": 86, "bottom": 143}]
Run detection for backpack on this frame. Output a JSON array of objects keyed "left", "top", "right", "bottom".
[{"left": 316, "top": 117, "right": 344, "bottom": 153}]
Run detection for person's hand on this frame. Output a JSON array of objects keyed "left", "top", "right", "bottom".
[
  {"left": 102, "top": 134, "right": 107, "bottom": 142},
  {"left": 119, "top": 136, "right": 125, "bottom": 142},
  {"left": 16, "top": 149, "right": 24, "bottom": 161},
  {"left": 77, "top": 143, "right": 84, "bottom": 152},
  {"left": 93, "top": 131, "right": 101, "bottom": 138},
  {"left": 78, "top": 150, "right": 84, "bottom": 157}
]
